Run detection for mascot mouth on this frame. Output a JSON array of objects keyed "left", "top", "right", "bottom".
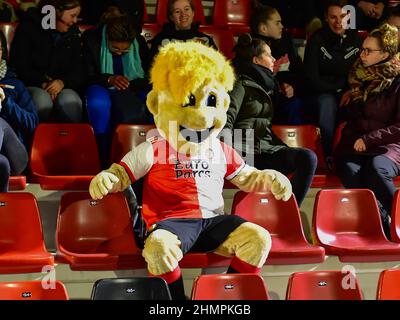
[{"left": 179, "top": 125, "right": 215, "bottom": 143}]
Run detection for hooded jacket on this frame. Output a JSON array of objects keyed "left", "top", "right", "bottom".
[{"left": 225, "top": 59, "right": 286, "bottom": 155}]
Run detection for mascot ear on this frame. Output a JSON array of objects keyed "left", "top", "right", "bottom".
[{"left": 146, "top": 90, "right": 159, "bottom": 116}]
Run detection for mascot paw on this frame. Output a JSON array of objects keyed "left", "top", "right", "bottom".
[
  {"left": 89, "top": 171, "right": 119, "bottom": 200},
  {"left": 270, "top": 170, "right": 292, "bottom": 201}
]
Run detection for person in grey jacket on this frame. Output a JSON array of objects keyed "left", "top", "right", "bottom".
[{"left": 225, "top": 33, "right": 317, "bottom": 207}]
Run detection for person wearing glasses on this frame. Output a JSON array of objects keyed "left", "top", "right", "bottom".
[
  {"left": 225, "top": 33, "right": 317, "bottom": 208},
  {"left": 304, "top": 0, "right": 363, "bottom": 169},
  {"left": 149, "top": 0, "right": 217, "bottom": 63},
  {"left": 334, "top": 23, "right": 400, "bottom": 240},
  {"left": 9, "top": 0, "right": 84, "bottom": 123},
  {"left": 82, "top": 6, "right": 150, "bottom": 166}
]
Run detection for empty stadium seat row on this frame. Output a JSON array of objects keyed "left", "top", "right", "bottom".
[
  {"left": 3, "top": 188, "right": 400, "bottom": 274},
  {"left": 2, "top": 269, "right": 400, "bottom": 300}
]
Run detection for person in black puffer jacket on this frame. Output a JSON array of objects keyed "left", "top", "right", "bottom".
[
  {"left": 304, "top": 0, "right": 362, "bottom": 166},
  {"left": 225, "top": 33, "right": 317, "bottom": 207},
  {"left": 9, "top": 0, "right": 84, "bottom": 123}
]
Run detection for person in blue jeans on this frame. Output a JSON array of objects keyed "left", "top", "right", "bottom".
[
  {"left": 304, "top": 0, "right": 362, "bottom": 168},
  {"left": 82, "top": 6, "right": 151, "bottom": 166}
]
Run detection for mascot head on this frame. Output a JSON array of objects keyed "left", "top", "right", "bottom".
[{"left": 146, "top": 41, "right": 235, "bottom": 155}]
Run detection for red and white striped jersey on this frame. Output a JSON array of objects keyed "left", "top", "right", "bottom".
[{"left": 120, "top": 136, "right": 245, "bottom": 228}]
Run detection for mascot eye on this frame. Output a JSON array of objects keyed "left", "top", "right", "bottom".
[
  {"left": 183, "top": 94, "right": 196, "bottom": 107},
  {"left": 207, "top": 94, "right": 217, "bottom": 107}
]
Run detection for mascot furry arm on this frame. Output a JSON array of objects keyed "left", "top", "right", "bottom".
[{"left": 89, "top": 42, "right": 292, "bottom": 202}]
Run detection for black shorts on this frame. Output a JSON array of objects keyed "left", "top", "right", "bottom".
[{"left": 149, "top": 215, "right": 247, "bottom": 254}]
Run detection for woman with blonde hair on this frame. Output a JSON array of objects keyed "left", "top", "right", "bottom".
[{"left": 334, "top": 23, "right": 400, "bottom": 239}]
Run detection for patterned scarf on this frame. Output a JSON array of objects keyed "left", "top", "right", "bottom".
[
  {"left": 0, "top": 60, "right": 7, "bottom": 80},
  {"left": 349, "top": 53, "right": 400, "bottom": 102}
]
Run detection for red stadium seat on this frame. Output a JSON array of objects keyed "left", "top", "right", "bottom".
[
  {"left": 156, "top": 0, "right": 206, "bottom": 26},
  {"left": 141, "top": 23, "right": 161, "bottom": 44},
  {"left": 30, "top": 124, "right": 101, "bottom": 190},
  {"left": 272, "top": 124, "right": 341, "bottom": 187},
  {"left": 313, "top": 189, "right": 400, "bottom": 262},
  {"left": 191, "top": 273, "right": 270, "bottom": 300},
  {"left": 78, "top": 24, "right": 94, "bottom": 33},
  {"left": 198, "top": 26, "right": 235, "bottom": 59},
  {"left": 231, "top": 191, "right": 325, "bottom": 264},
  {"left": 110, "top": 124, "right": 157, "bottom": 163},
  {"left": 212, "top": 0, "right": 252, "bottom": 27},
  {"left": 0, "top": 281, "right": 68, "bottom": 300},
  {"left": 8, "top": 175, "right": 26, "bottom": 190},
  {"left": 56, "top": 191, "right": 229, "bottom": 270},
  {"left": 0, "top": 22, "right": 17, "bottom": 55},
  {"left": 391, "top": 190, "right": 400, "bottom": 242},
  {"left": 56, "top": 192, "right": 146, "bottom": 270},
  {"left": 0, "top": 192, "right": 53, "bottom": 274},
  {"left": 376, "top": 269, "right": 400, "bottom": 300},
  {"left": 286, "top": 271, "right": 363, "bottom": 300}
]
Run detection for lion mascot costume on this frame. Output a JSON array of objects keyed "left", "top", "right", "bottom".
[{"left": 89, "top": 42, "right": 292, "bottom": 300}]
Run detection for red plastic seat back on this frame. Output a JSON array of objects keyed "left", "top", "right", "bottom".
[
  {"left": 30, "top": 124, "right": 101, "bottom": 176},
  {"left": 0, "top": 192, "right": 46, "bottom": 252},
  {"left": 212, "top": 0, "right": 252, "bottom": 27},
  {"left": 110, "top": 124, "right": 157, "bottom": 163},
  {"left": 198, "top": 26, "right": 235, "bottom": 59},
  {"left": 231, "top": 191, "right": 305, "bottom": 240},
  {"left": 286, "top": 271, "right": 363, "bottom": 300},
  {"left": 0, "top": 281, "right": 68, "bottom": 300},
  {"left": 272, "top": 125, "right": 326, "bottom": 171},
  {"left": 377, "top": 269, "right": 400, "bottom": 300},
  {"left": 57, "top": 192, "right": 140, "bottom": 255},
  {"left": 391, "top": 190, "right": 400, "bottom": 242},
  {"left": 0, "top": 22, "right": 17, "bottom": 54},
  {"left": 156, "top": 0, "right": 206, "bottom": 26},
  {"left": 191, "top": 274, "right": 270, "bottom": 300},
  {"left": 313, "top": 189, "right": 386, "bottom": 243}
]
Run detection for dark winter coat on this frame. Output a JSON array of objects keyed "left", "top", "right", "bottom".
[
  {"left": 225, "top": 60, "right": 286, "bottom": 155},
  {"left": 304, "top": 26, "right": 362, "bottom": 94},
  {"left": 335, "top": 77, "right": 400, "bottom": 166},
  {"left": 0, "top": 69, "right": 38, "bottom": 150},
  {"left": 9, "top": 8, "right": 84, "bottom": 91}
]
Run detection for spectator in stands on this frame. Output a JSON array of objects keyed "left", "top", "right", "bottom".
[
  {"left": 386, "top": 4, "right": 400, "bottom": 43},
  {"left": 82, "top": 6, "right": 150, "bottom": 166},
  {"left": 349, "top": 0, "right": 389, "bottom": 31},
  {"left": 334, "top": 23, "right": 400, "bottom": 239},
  {"left": 149, "top": 0, "right": 217, "bottom": 62},
  {"left": 80, "top": 0, "right": 144, "bottom": 32},
  {"left": 0, "top": 30, "right": 37, "bottom": 192},
  {"left": 254, "top": 0, "right": 323, "bottom": 34},
  {"left": 304, "top": 0, "right": 362, "bottom": 168},
  {"left": 225, "top": 33, "right": 317, "bottom": 207},
  {"left": 0, "top": 30, "right": 38, "bottom": 151},
  {"left": 9, "top": 0, "right": 84, "bottom": 123},
  {"left": 250, "top": 5, "right": 305, "bottom": 124}
]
